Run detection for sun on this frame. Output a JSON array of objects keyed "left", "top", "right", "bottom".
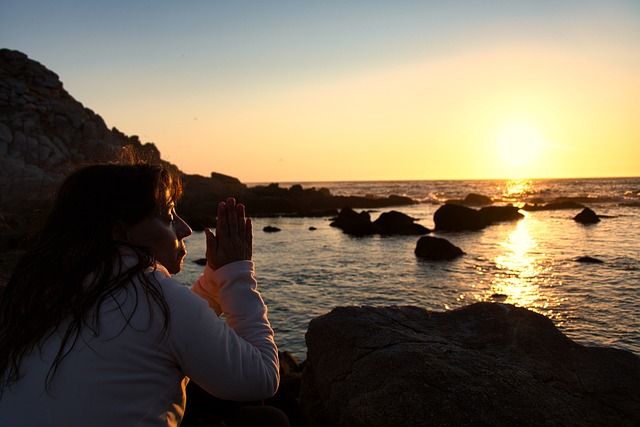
[{"left": 495, "top": 123, "right": 543, "bottom": 170}]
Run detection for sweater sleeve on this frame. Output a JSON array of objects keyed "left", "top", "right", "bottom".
[
  {"left": 164, "top": 261, "right": 279, "bottom": 401},
  {"left": 191, "top": 265, "right": 223, "bottom": 315}
]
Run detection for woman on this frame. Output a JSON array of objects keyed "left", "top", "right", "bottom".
[{"left": 0, "top": 163, "right": 285, "bottom": 426}]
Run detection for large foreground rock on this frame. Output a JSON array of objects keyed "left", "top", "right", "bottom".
[{"left": 300, "top": 303, "right": 640, "bottom": 426}]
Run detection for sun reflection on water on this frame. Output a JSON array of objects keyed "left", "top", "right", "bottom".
[
  {"left": 481, "top": 213, "right": 556, "bottom": 315},
  {"left": 498, "top": 179, "right": 535, "bottom": 205}
]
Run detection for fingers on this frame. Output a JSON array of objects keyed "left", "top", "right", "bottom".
[
  {"left": 216, "top": 201, "right": 227, "bottom": 241},
  {"left": 237, "top": 202, "right": 246, "bottom": 239},
  {"left": 204, "top": 228, "right": 217, "bottom": 269},
  {"left": 226, "top": 198, "right": 238, "bottom": 239},
  {"left": 211, "top": 198, "right": 252, "bottom": 269},
  {"left": 245, "top": 217, "right": 253, "bottom": 260}
]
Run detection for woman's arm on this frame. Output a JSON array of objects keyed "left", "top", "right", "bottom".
[{"left": 165, "top": 263, "right": 279, "bottom": 401}]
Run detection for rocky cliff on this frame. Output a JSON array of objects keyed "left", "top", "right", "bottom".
[
  {"left": 0, "top": 48, "right": 415, "bottom": 268},
  {"left": 0, "top": 49, "right": 165, "bottom": 212}
]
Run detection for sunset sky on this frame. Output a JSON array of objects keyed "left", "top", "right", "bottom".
[{"left": 2, "top": 1, "right": 639, "bottom": 183}]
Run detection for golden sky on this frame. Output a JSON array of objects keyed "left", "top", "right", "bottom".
[{"left": 3, "top": 1, "right": 639, "bottom": 182}]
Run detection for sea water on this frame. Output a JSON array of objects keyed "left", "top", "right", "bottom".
[{"left": 176, "top": 178, "right": 640, "bottom": 360}]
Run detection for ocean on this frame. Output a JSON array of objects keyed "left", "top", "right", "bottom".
[{"left": 176, "top": 177, "right": 640, "bottom": 360}]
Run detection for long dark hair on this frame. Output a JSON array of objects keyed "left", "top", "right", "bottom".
[{"left": 0, "top": 163, "right": 183, "bottom": 392}]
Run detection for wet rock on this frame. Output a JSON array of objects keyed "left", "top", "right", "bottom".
[
  {"left": 301, "top": 303, "right": 640, "bottom": 426},
  {"left": 576, "top": 256, "right": 604, "bottom": 264},
  {"left": 414, "top": 236, "right": 464, "bottom": 260},
  {"left": 329, "top": 207, "right": 378, "bottom": 236},
  {"left": 372, "top": 210, "right": 430, "bottom": 235},
  {"left": 479, "top": 205, "right": 524, "bottom": 224},
  {"left": 433, "top": 203, "right": 485, "bottom": 231},
  {"left": 447, "top": 193, "right": 493, "bottom": 206},
  {"left": 522, "top": 201, "right": 585, "bottom": 211},
  {"left": 263, "top": 226, "right": 282, "bottom": 233},
  {"left": 574, "top": 207, "right": 601, "bottom": 224}
]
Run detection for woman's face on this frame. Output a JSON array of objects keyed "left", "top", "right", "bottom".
[{"left": 125, "top": 202, "right": 193, "bottom": 274}]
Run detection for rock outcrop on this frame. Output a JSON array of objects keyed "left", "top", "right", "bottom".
[
  {"left": 0, "top": 48, "right": 418, "bottom": 251},
  {"left": 414, "top": 235, "right": 464, "bottom": 260},
  {"left": 433, "top": 203, "right": 485, "bottom": 231},
  {"left": 0, "top": 48, "right": 164, "bottom": 213},
  {"left": 434, "top": 203, "right": 523, "bottom": 231},
  {"left": 574, "top": 207, "right": 601, "bottom": 224},
  {"left": 445, "top": 193, "right": 493, "bottom": 206},
  {"left": 330, "top": 208, "right": 430, "bottom": 236},
  {"left": 301, "top": 303, "right": 640, "bottom": 426}
]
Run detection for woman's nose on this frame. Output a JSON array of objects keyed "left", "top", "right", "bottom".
[{"left": 175, "top": 215, "right": 193, "bottom": 239}]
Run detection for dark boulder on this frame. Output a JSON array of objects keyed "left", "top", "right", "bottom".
[
  {"left": 522, "top": 201, "right": 585, "bottom": 211},
  {"left": 479, "top": 205, "right": 524, "bottom": 224},
  {"left": 372, "top": 211, "right": 430, "bottom": 235},
  {"left": 434, "top": 203, "right": 485, "bottom": 231},
  {"left": 414, "top": 236, "right": 464, "bottom": 260},
  {"left": 329, "top": 207, "right": 379, "bottom": 236},
  {"left": 263, "top": 226, "right": 282, "bottom": 233},
  {"left": 576, "top": 256, "right": 604, "bottom": 264},
  {"left": 300, "top": 303, "right": 640, "bottom": 426},
  {"left": 445, "top": 193, "right": 493, "bottom": 206},
  {"left": 574, "top": 207, "right": 601, "bottom": 224}
]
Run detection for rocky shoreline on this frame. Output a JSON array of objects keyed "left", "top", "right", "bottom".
[{"left": 3, "top": 48, "right": 639, "bottom": 426}]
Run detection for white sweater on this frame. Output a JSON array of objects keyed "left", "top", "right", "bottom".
[{"left": 0, "top": 260, "right": 279, "bottom": 427}]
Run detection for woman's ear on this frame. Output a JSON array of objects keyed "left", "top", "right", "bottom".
[{"left": 112, "top": 221, "right": 128, "bottom": 242}]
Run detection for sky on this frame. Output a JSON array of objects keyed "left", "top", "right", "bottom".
[{"left": 2, "top": 1, "right": 639, "bottom": 183}]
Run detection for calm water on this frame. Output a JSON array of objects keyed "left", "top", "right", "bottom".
[{"left": 176, "top": 178, "right": 640, "bottom": 360}]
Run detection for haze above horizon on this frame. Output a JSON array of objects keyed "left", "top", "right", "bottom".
[{"left": 2, "top": 1, "right": 639, "bottom": 182}]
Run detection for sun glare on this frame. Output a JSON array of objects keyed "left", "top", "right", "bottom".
[{"left": 495, "top": 123, "right": 543, "bottom": 170}]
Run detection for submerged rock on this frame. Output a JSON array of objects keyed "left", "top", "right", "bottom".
[
  {"left": 574, "top": 207, "right": 601, "bottom": 224},
  {"left": 522, "top": 201, "right": 585, "bottom": 211},
  {"left": 301, "top": 303, "right": 640, "bottom": 426},
  {"left": 576, "top": 256, "right": 605, "bottom": 264}
]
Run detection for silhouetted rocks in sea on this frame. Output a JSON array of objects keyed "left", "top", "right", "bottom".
[
  {"left": 574, "top": 207, "right": 601, "bottom": 224},
  {"left": 300, "top": 303, "right": 640, "bottom": 426},
  {"left": 414, "top": 235, "right": 464, "bottom": 260},
  {"left": 434, "top": 204, "right": 485, "bottom": 231},
  {"left": 0, "top": 48, "right": 418, "bottom": 254},
  {"left": 433, "top": 203, "right": 524, "bottom": 231},
  {"left": 576, "top": 256, "right": 604, "bottom": 264},
  {"left": 330, "top": 208, "right": 430, "bottom": 236},
  {"left": 445, "top": 192, "right": 493, "bottom": 206},
  {"left": 522, "top": 201, "right": 585, "bottom": 211},
  {"left": 263, "top": 226, "right": 282, "bottom": 233}
]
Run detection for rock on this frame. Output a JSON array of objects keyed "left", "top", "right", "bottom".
[
  {"left": 574, "top": 207, "right": 601, "bottom": 224},
  {"left": 576, "top": 256, "right": 604, "bottom": 264},
  {"left": 0, "top": 48, "right": 166, "bottom": 213},
  {"left": 329, "top": 207, "right": 378, "bottom": 236},
  {"left": 414, "top": 236, "right": 464, "bottom": 260},
  {"left": 479, "top": 205, "right": 524, "bottom": 224},
  {"left": 522, "top": 201, "right": 585, "bottom": 211},
  {"left": 300, "top": 303, "right": 640, "bottom": 426},
  {"left": 372, "top": 210, "right": 430, "bottom": 235},
  {"left": 193, "top": 258, "right": 207, "bottom": 266},
  {"left": 263, "top": 226, "right": 282, "bottom": 233},
  {"left": 446, "top": 193, "right": 493, "bottom": 206},
  {"left": 433, "top": 203, "right": 485, "bottom": 231}
]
